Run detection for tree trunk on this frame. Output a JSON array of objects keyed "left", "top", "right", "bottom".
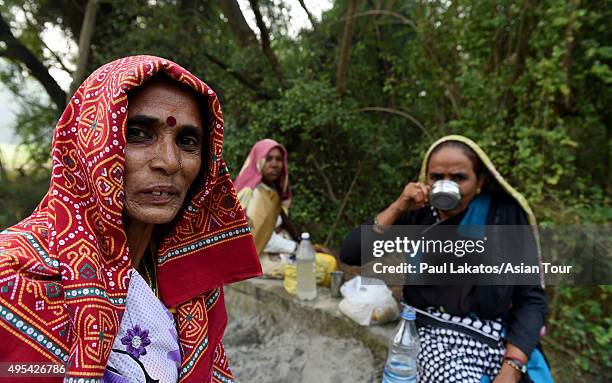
[
  {"left": 336, "top": 0, "right": 358, "bottom": 94},
  {"left": 70, "top": 0, "right": 99, "bottom": 96},
  {"left": 217, "top": 0, "right": 259, "bottom": 48},
  {"left": 500, "top": 0, "right": 536, "bottom": 126},
  {"left": 0, "top": 14, "right": 66, "bottom": 111},
  {"left": 248, "top": 0, "right": 285, "bottom": 86}
]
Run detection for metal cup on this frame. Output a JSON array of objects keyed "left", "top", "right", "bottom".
[
  {"left": 430, "top": 180, "right": 462, "bottom": 211},
  {"left": 330, "top": 271, "right": 344, "bottom": 298}
]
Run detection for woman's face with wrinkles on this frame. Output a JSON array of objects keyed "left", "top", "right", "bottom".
[
  {"left": 123, "top": 77, "right": 204, "bottom": 225},
  {"left": 427, "top": 146, "right": 484, "bottom": 217}
]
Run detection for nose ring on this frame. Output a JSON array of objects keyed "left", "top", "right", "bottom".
[{"left": 179, "top": 160, "right": 183, "bottom": 170}]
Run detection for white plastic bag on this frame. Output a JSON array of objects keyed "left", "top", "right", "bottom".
[{"left": 338, "top": 276, "right": 399, "bottom": 326}]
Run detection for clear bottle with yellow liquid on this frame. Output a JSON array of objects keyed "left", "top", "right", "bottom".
[{"left": 296, "top": 232, "right": 317, "bottom": 300}]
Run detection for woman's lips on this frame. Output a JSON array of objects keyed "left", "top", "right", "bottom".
[{"left": 139, "top": 185, "right": 181, "bottom": 204}]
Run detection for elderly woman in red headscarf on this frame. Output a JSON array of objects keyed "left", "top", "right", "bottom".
[
  {"left": 0, "top": 56, "right": 261, "bottom": 382},
  {"left": 234, "top": 139, "right": 299, "bottom": 278}
]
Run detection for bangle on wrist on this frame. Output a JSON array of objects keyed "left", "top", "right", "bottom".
[
  {"left": 373, "top": 215, "right": 386, "bottom": 233},
  {"left": 503, "top": 357, "right": 527, "bottom": 374},
  {"left": 504, "top": 353, "right": 527, "bottom": 365}
]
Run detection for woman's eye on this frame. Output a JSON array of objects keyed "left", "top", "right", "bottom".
[
  {"left": 177, "top": 135, "right": 201, "bottom": 150},
  {"left": 453, "top": 175, "right": 467, "bottom": 182},
  {"left": 430, "top": 174, "right": 442, "bottom": 181},
  {"left": 126, "top": 127, "right": 151, "bottom": 142}
]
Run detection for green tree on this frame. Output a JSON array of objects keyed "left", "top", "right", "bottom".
[{"left": 0, "top": 1, "right": 609, "bottom": 380}]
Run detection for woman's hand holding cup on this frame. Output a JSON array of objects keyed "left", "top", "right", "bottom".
[{"left": 394, "top": 182, "right": 430, "bottom": 213}]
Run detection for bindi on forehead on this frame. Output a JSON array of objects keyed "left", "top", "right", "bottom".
[{"left": 166, "top": 116, "right": 176, "bottom": 126}]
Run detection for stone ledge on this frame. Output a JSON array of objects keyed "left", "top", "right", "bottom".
[{"left": 225, "top": 277, "right": 396, "bottom": 368}]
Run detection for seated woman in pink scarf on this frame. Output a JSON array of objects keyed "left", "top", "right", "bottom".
[{"left": 234, "top": 139, "right": 298, "bottom": 277}]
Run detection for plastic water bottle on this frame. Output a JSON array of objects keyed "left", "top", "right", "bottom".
[
  {"left": 296, "top": 232, "right": 317, "bottom": 300},
  {"left": 382, "top": 305, "right": 420, "bottom": 383}
]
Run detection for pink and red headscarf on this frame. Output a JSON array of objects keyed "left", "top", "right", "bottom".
[{"left": 234, "top": 139, "right": 292, "bottom": 206}]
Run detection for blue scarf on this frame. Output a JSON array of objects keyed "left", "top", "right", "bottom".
[{"left": 458, "top": 192, "right": 491, "bottom": 238}]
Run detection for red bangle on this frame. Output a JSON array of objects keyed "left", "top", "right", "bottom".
[
  {"left": 504, "top": 354, "right": 527, "bottom": 365},
  {"left": 504, "top": 354, "right": 527, "bottom": 364}
]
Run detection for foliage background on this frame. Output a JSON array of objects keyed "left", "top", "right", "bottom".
[{"left": 0, "top": 1, "right": 609, "bottom": 381}]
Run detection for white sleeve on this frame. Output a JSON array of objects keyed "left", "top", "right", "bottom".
[{"left": 264, "top": 231, "right": 298, "bottom": 254}]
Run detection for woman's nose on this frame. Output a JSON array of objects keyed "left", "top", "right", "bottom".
[{"left": 150, "top": 137, "right": 180, "bottom": 174}]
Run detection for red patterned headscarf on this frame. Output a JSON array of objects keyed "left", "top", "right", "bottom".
[
  {"left": 0, "top": 56, "right": 261, "bottom": 382},
  {"left": 234, "top": 139, "right": 291, "bottom": 206}
]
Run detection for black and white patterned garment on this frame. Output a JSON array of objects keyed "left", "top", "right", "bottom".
[{"left": 414, "top": 307, "right": 505, "bottom": 383}]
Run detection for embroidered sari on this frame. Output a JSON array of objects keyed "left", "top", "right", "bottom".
[{"left": 0, "top": 56, "right": 262, "bottom": 382}]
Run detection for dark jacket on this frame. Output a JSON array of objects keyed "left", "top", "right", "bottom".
[{"left": 340, "top": 193, "right": 547, "bottom": 356}]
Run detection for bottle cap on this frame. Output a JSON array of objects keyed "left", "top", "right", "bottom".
[
  {"left": 301, "top": 232, "right": 310, "bottom": 240},
  {"left": 400, "top": 305, "right": 417, "bottom": 320}
]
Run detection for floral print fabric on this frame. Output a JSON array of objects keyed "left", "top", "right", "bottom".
[{"left": 104, "top": 269, "right": 181, "bottom": 383}]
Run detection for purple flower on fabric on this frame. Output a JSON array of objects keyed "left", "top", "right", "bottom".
[
  {"left": 120, "top": 324, "right": 151, "bottom": 359},
  {"left": 167, "top": 349, "right": 181, "bottom": 367}
]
